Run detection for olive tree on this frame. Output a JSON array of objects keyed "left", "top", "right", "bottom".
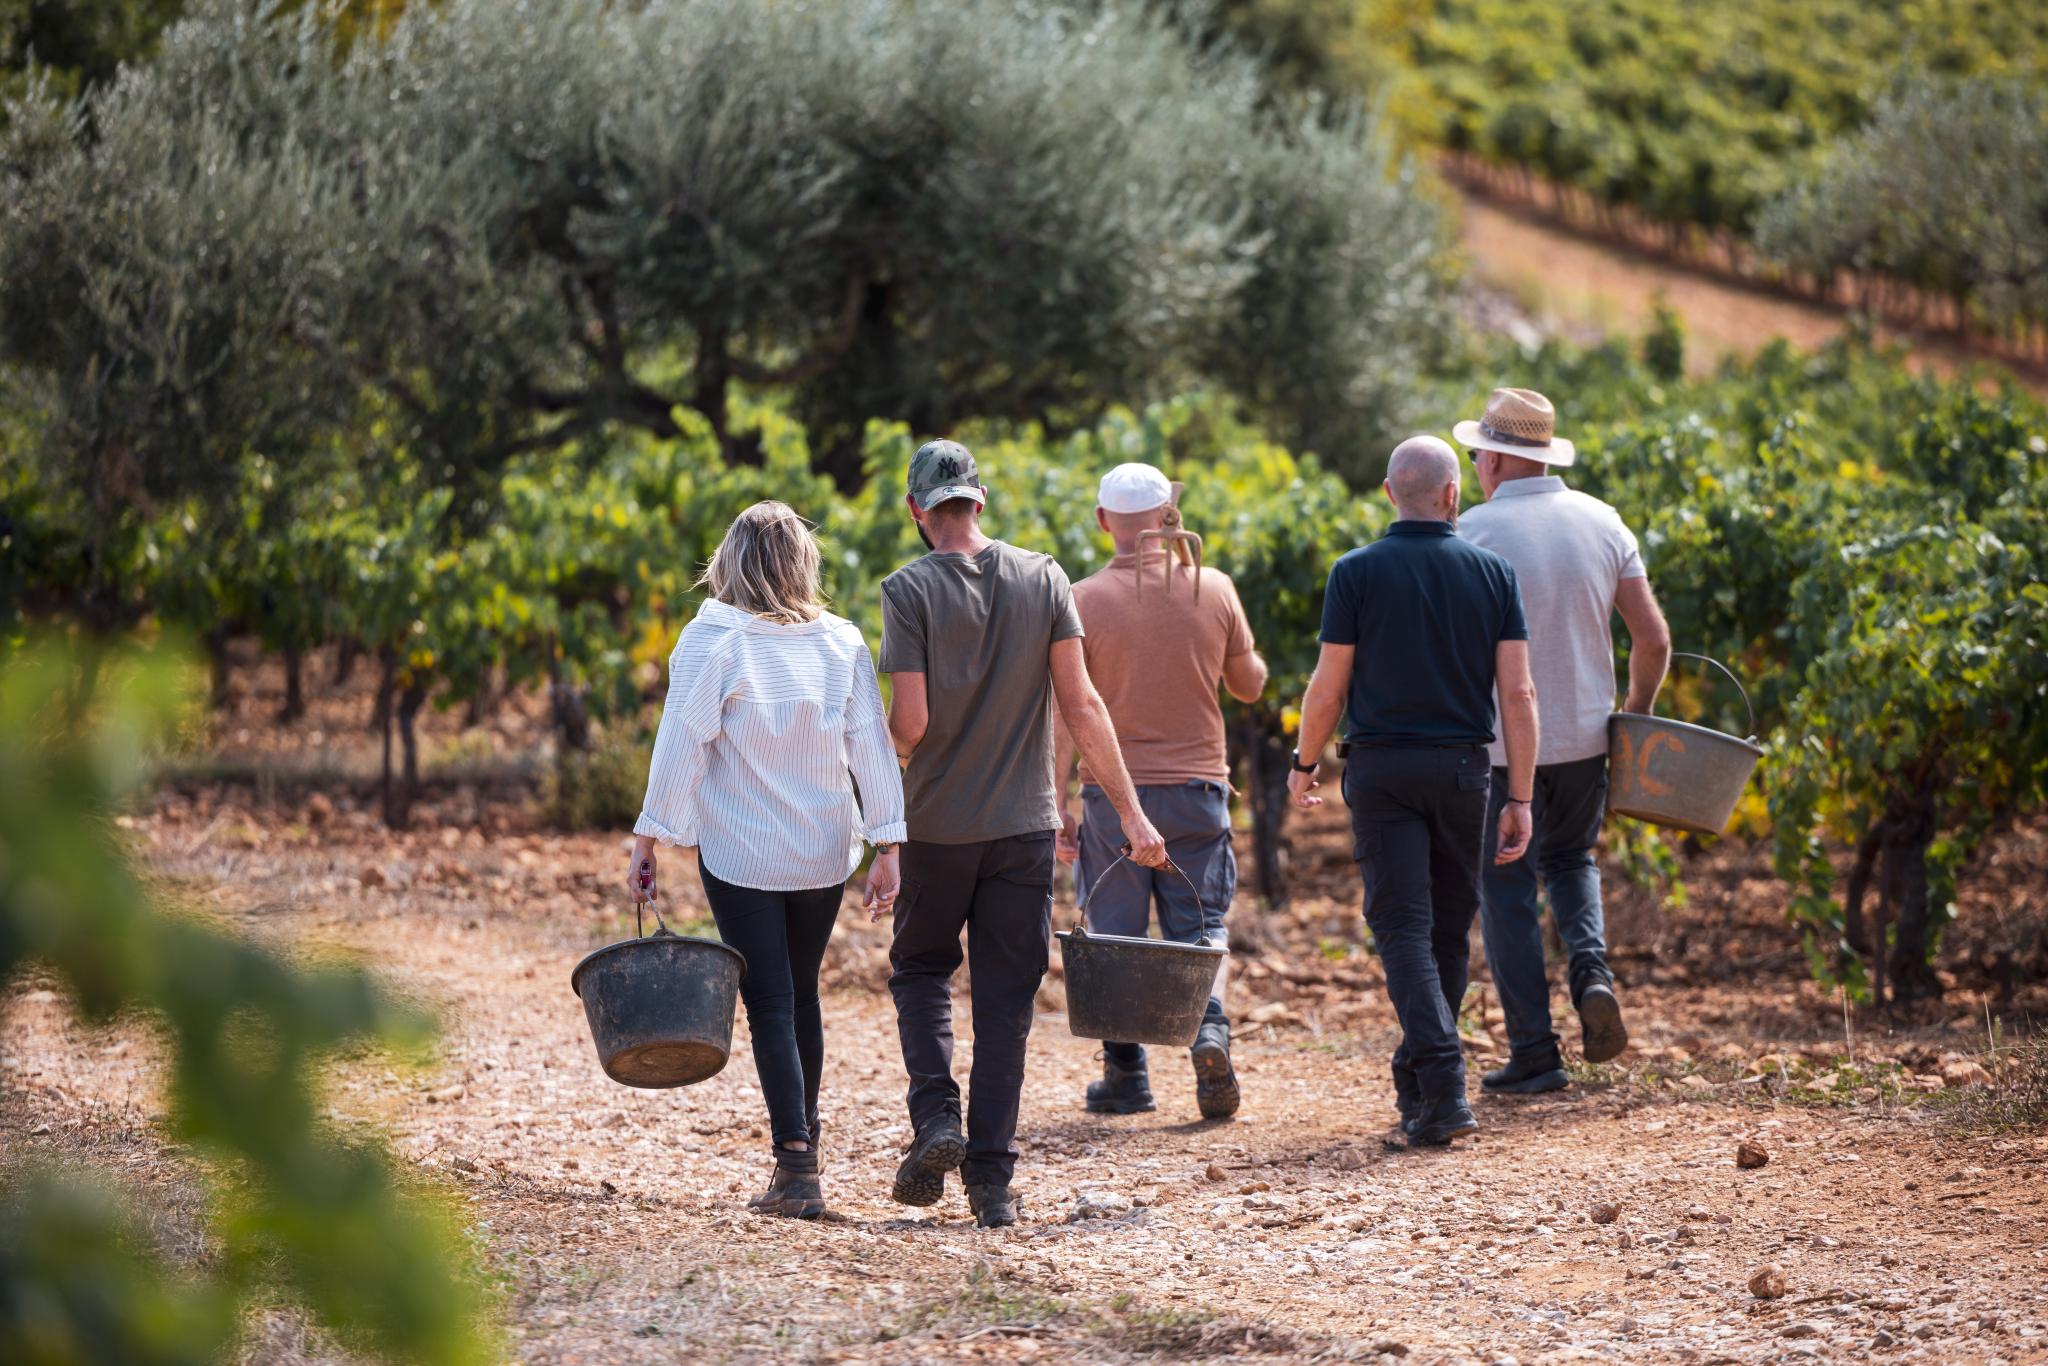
[{"left": 0, "top": 0, "right": 1442, "bottom": 512}]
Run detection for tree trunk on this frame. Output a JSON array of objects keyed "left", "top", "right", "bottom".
[
  {"left": 398, "top": 681, "right": 427, "bottom": 792},
  {"left": 377, "top": 652, "right": 406, "bottom": 829},
  {"left": 1841, "top": 823, "right": 1884, "bottom": 957},
  {"left": 1236, "top": 708, "right": 1296, "bottom": 909},
  {"left": 548, "top": 651, "right": 593, "bottom": 753},
  {"left": 693, "top": 319, "right": 742, "bottom": 465},
  {"left": 334, "top": 636, "right": 361, "bottom": 687},
  {"left": 205, "top": 627, "right": 233, "bottom": 711},
  {"left": 280, "top": 644, "right": 306, "bottom": 724},
  {"left": 1887, "top": 788, "right": 1944, "bottom": 1002}
]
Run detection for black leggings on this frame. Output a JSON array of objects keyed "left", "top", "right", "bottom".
[{"left": 698, "top": 858, "right": 845, "bottom": 1148}]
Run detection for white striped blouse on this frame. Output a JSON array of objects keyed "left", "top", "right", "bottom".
[{"left": 633, "top": 599, "right": 908, "bottom": 891}]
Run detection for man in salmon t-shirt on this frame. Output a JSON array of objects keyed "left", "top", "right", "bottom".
[{"left": 1053, "top": 463, "right": 1269, "bottom": 1120}]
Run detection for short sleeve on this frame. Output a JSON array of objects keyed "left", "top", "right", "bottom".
[
  {"left": 1318, "top": 558, "right": 1360, "bottom": 646},
  {"left": 878, "top": 577, "right": 927, "bottom": 673},
  {"left": 1498, "top": 565, "right": 1530, "bottom": 642},
  {"left": 1216, "top": 572, "right": 1255, "bottom": 657},
  {"left": 1048, "top": 563, "right": 1084, "bottom": 643},
  {"left": 1613, "top": 516, "right": 1647, "bottom": 580}
]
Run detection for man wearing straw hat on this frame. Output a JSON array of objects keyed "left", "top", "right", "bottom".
[
  {"left": 1286, "top": 436, "right": 1539, "bottom": 1147},
  {"left": 881, "top": 439, "right": 1167, "bottom": 1229},
  {"left": 1051, "top": 462, "right": 1269, "bottom": 1121},
  {"left": 1456, "top": 388, "right": 1671, "bottom": 1091}
]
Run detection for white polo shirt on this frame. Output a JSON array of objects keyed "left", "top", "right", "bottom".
[{"left": 1459, "top": 475, "right": 1646, "bottom": 766}]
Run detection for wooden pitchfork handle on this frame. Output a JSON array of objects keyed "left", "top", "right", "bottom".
[{"left": 1134, "top": 480, "right": 1203, "bottom": 602}]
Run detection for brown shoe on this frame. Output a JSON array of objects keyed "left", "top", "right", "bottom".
[{"left": 765, "top": 1145, "right": 825, "bottom": 1220}]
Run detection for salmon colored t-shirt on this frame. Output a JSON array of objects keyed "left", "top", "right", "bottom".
[{"left": 1070, "top": 550, "right": 1255, "bottom": 787}]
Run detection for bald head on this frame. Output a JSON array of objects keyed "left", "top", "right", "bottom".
[{"left": 1384, "top": 435, "right": 1461, "bottom": 522}]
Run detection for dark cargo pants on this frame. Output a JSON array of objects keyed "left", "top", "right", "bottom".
[{"left": 888, "top": 831, "right": 1055, "bottom": 1190}]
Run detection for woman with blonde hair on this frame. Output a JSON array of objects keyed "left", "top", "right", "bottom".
[{"left": 628, "top": 501, "right": 905, "bottom": 1219}]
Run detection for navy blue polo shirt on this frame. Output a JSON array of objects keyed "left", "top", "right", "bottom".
[{"left": 1318, "top": 520, "right": 1528, "bottom": 747}]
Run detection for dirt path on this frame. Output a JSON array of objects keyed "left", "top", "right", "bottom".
[
  {"left": 7, "top": 801, "right": 2046, "bottom": 1365},
  {"left": 1456, "top": 194, "right": 2046, "bottom": 396}
]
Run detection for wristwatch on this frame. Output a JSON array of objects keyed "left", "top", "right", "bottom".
[{"left": 1290, "top": 750, "right": 1318, "bottom": 774}]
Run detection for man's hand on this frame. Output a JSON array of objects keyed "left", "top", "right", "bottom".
[
  {"left": 1287, "top": 764, "right": 1323, "bottom": 809},
  {"left": 626, "top": 836, "right": 658, "bottom": 902},
  {"left": 1055, "top": 805, "right": 1080, "bottom": 865},
  {"left": 1494, "top": 800, "right": 1532, "bottom": 864},
  {"left": 863, "top": 847, "right": 902, "bottom": 923},
  {"left": 1123, "top": 812, "right": 1169, "bottom": 868}
]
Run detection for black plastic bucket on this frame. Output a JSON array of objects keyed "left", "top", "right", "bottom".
[
  {"left": 1057, "top": 853, "right": 1228, "bottom": 1047},
  {"left": 570, "top": 911, "right": 747, "bottom": 1089}
]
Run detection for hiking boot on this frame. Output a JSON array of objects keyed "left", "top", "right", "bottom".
[
  {"left": 1085, "top": 1053, "right": 1156, "bottom": 1115},
  {"left": 1190, "top": 1017, "right": 1240, "bottom": 1120},
  {"left": 1406, "top": 1096, "right": 1480, "bottom": 1147},
  {"left": 890, "top": 1118, "right": 965, "bottom": 1208},
  {"left": 1482, "top": 1052, "right": 1571, "bottom": 1095},
  {"left": 1576, "top": 982, "right": 1630, "bottom": 1064},
  {"left": 750, "top": 1115, "right": 824, "bottom": 1211},
  {"left": 966, "top": 1184, "right": 1018, "bottom": 1229},
  {"left": 1394, "top": 1066, "right": 1421, "bottom": 1134},
  {"left": 763, "top": 1145, "right": 824, "bottom": 1220}
]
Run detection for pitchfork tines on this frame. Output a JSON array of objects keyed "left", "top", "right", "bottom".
[{"left": 1135, "top": 481, "right": 1203, "bottom": 601}]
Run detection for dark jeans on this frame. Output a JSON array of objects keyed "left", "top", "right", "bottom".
[
  {"left": 698, "top": 859, "right": 845, "bottom": 1148},
  {"left": 1479, "top": 755, "right": 1615, "bottom": 1061},
  {"left": 888, "top": 832, "right": 1055, "bottom": 1190},
  {"left": 1344, "top": 745, "right": 1490, "bottom": 1104}
]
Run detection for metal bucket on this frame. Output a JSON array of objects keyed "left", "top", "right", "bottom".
[
  {"left": 1607, "top": 653, "right": 1765, "bottom": 837},
  {"left": 1057, "top": 851, "right": 1228, "bottom": 1047},
  {"left": 570, "top": 901, "right": 747, "bottom": 1089}
]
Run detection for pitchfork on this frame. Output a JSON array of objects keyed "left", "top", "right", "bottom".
[{"left": 1135, "top": 480, "right": 1203, "bottom": 602}]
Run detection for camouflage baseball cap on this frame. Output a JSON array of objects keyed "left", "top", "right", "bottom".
[{"left": 907, "top": 439, "right": 986, "bottom": 511}]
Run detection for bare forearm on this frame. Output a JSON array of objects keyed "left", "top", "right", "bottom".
[
  {"left": 1295, "top": 668, "right": 1346, "bottom": 762},
  {"left": 1224, "top": 651, "right": 1270, "bottom": 704},
  {"left": 1067, "top": 698, "right": 1143, "bottom": 822},
  {"left": 1624, "top": 637, "right": 1672, "bottom": 714},
  {"left": 1499, "top": 691, "right": 1539, "bottom": 800},
  {"left": 1051, "top": 711, "right": 1080, "bottom": 801}
]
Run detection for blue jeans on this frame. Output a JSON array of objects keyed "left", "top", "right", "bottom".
[
  {"left": 1075, "top": 780, "right": 1236, "bottom": 1068},
  {"left": 1479, "top": 755, "right": 1615, "bottom": 1062}
]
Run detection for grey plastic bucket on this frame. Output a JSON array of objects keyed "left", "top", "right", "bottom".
[
  {"left": 571, "top": 903, "right": 747, "bottom": 1089},
  {"left": 1606, "top": 653, "right": 1765, "bottom": 837},
  {"left": 1057, "top": 851, "right": 1228, "bottom": 1047}
]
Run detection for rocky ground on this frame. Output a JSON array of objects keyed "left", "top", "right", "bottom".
[{"left": 6, "top": 659, "right": 2046, "bottom": 1365}]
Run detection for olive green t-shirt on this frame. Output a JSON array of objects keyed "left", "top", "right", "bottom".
[{"left": 879, "top": 540, "right": 1084, "bottom": 844}]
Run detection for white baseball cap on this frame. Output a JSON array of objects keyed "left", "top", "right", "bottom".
[{"left": 1097, "top": 462, "right": 1173, "bottom": 514}]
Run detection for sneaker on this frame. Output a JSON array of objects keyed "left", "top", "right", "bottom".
[
  {"left": 890, "top": 1119, "right": 965, "bottom": 1208},
  {"left": 1406, "top": 1097, "right": 1480, "bottom": 1147},
  {"left": 965, "top": 1183, "right": 1018, "bottom": 1229},
  {"left": 1482, "top": 1053, "right": 1571, "bottom": 1095},
  {"left": 1190, "top": 1018, "right": 1240, "bottom": 1120},
  {"left": 1576, "top": 983, "right": 1629, "bottom": 1064},
  {"left": 1084, "top": 1053, "right": 1156, "bottom": 1115}
]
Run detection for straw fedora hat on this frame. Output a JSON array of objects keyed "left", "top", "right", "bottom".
[{"left": 1453, "top": 388, "right": 1575, "bottom": 467}]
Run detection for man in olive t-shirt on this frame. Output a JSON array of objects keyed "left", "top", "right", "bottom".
[{"left": 878, "top": 439, "right": 1164, "bottom": 1229}]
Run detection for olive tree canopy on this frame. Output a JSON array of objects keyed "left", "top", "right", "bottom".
[{"left": 0, "top": 0, "right": 1442, "bottom": 501}]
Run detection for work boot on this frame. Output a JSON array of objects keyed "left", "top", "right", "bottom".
[
  {"left": 890, "top": 1117, "right": 965, "bottom": 1208},
  {"left": 1482, "top": 1050, "right": 1570, "bottom": 1095},
  {"left": 1393, "top": 1065, "right": 1421, "bottom": 1135},
  {"left": 750, "top": 1114, "right": 824, "bottom": 1211},
  {"left": 1190, "top": 1014, "right": 1240, "bottom": 1120},
  {"left": 1085, "top": 1048, "right": 1156, "bottom": 1115},
  {"left": 766, "top": 1144, "right": 824, "bottom": 1220},
  {"left": 965, "top": 1183, "right": 1019, "bottom": 1229},
  {"left": 1576, "top": 982, "right": 1630, "bottom": 1064},
  {"left": 1406, "top": 1096, "right": 1480, "bottom": 1148}
]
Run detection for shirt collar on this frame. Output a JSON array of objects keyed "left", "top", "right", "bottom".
[
  {"left": 1384, "top": 520, "right": 1456, "bottom": 538},
  {"left": 1108, "top": 547, "right": 1175, "bottom": 569},
  {"left": 1490, "top": 475, "right": 1569, "bottom": 500}
]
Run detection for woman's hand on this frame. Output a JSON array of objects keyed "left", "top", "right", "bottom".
[
  {"left": 626, "top": 836, "right": 658, "bottom": 903},
  {"left": 863, "top": 847, "right": 902, "bottom": 923}
]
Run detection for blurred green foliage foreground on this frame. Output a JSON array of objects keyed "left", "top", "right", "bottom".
[{"left": 0, "top": 640, "right": 487, "bottom": 1365}]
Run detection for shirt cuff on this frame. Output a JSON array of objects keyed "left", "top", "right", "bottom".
[
  {"left": 634, "top": 811, "right": 696, "bottom": 847},
  {"left": 865, "top": 821, "right": 908, "bottom": 846}
]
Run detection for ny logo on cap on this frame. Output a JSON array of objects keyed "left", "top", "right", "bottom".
[{"left": 936, "top": 456, "right": 962, "bottom": 480}]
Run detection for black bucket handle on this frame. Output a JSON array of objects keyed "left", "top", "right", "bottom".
[
  {"left": 634, "top": 869, "right": 675, "bottom": 939},
  {"left": 1667, "top": 651, "right": 1757, "bottom": 742},
  {"left": 1073, "top": 842, "right": 1215, "bottom": 949}
]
